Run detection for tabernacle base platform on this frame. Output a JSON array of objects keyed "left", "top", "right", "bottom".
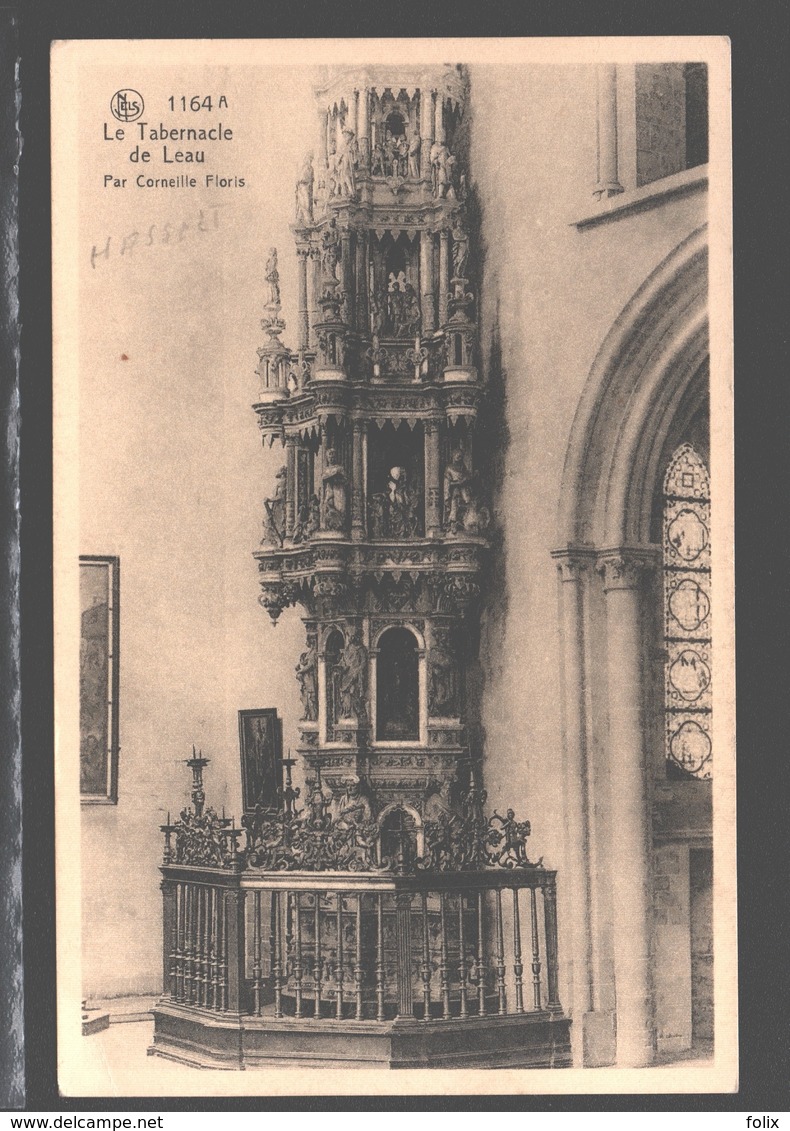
[{"left": 149, "top": 1002, "right": 573, "bottom": 1070}]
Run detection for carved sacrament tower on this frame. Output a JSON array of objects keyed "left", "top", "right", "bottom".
[
  {"left": 151, "top": 66, "right": 571, "bottom": 1071},
  {"left": 256, "top": 66, "right": 487, "bottom": 820}
]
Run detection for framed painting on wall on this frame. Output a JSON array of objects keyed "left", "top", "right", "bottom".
[
  {"left": 238, "top": 708, "right": 283, "bottom": 814},
  {"left": 79, "top": 556, "right": 120, "bottom": 804}
]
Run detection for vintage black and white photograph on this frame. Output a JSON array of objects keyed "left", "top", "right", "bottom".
[{"left": 52, "top": 37, "right": 735, "bottom": 1096}]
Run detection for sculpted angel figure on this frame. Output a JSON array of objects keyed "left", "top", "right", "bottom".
[
  {"left": 265, "top": 247, "right": 281, "bottom": 307},
  {"left": 295, "top": 151, "right": 314, "bottom": 224},
  {"left": 320, "top": 217, "right": 341, "bottom": 286},
  {"left": 321, "top": 448, "right": 349, "bottom": 531},
  {"left": 294, "top": 640, "right": 318, "bottom": 720}
]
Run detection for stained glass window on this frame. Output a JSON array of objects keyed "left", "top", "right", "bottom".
[{"left": 663, "top": 444, "right": 712, "bottom": 779}]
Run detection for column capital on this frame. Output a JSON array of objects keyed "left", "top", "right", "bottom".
[
  {"left": 352, "top": 418, "right": 367, "bottom": 435},
  {"left": 296, "top": 246, "right": 310, "bottom": 260},
  {"left": 551, "top": 547, "right": 596, "bottom": 582},
  {"left": 596, "top": 547, "right": 659, "bottom": 591}
]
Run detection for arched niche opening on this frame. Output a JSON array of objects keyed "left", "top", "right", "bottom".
[
  {"left": 385, "top": 109, "right": 406, "bottom": 139},
  {"left": 375, "top": 626, "right": 420, "bottom": 741},
  {"left": 367, "top": 420, "right": 425, "bottom": 539},
  {"left": 324, "top": 627, "right": 345, "bottom": 741},
  {"left": 369, "top": 232, "right": 420, "bottom": 339}
]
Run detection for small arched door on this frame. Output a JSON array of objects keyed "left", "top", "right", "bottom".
[{"left": 376, "top": 627, "right": 419, "bottom": 740}]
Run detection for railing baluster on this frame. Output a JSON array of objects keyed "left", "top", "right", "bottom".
[
  {"left": 198, "top": 886, "right": 206, "bottom": 1007},
  {"left": 252, "top": 890, "right": 262, "bottom": 1016},
  {"left": 193, "top": 884, "right": 201, "bottom": 1005},
  {"left": 354, "top": 894, "right": 363, "bottom": 1020},
  {"left": 314, "top": 892, "right": 323, "bottom": 1018},
  {"left": 457, "top": 894, "right": 468, "bottom": 1019},
  {"left": 273, "top": 890, "right": 283, "bottom": 1018},
  {"left": 293, "top": 891, "right": 303, "bottom": 1019},
  {"left": 512, "top": 888, "right": 525, "bottom": 1014},
  {"left": 220, "top": 890, "right": 229, "bottom": 1011},
  {"left": 530, "top": 886, "right": 543, "bottom": 1011},
  {"left": 421, "top": 892, "right": 432, "bottom": 1021},
  {"left": 439, "top": 891, "right": 450, "bottom": 1020},
  {"left": 476, "top": 891, "right": 487, "bottom": 1016},
  {"left": 202, "top": 887, "right": 211, "bottom": 1007},
  {"left": 212, "top": 886, "right": 221, "bottom": 1011},
  {"left": 543, "top": 879, "right": 561, "bottom": 1011},
  {"left": 176, "top": 882, "right": 185, "bottom": 1002},
  {"left": 495, "top": 888, "right": 506, "bottom": 1015},
  {"left": 375, "top": 892, "right": 385, "bottom": 1021},
  {"left": 162, "top": 880, "right": 178, "bottom": 1001},
  {"left": 203, "top": 887, "right": 212, "bottom": 1007},
  {"left": 186, "top": 884, "right": 195, "bottom": 1003},
  {"left": 335, "top": 893, "right": 344, "bottom": 1020}
]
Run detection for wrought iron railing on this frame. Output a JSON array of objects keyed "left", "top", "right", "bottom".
[
  {"left": 156, "top": 761, "right": 563, "bottom": 1031},
  {"left": 159, "top": 866, "right": 561, "bottom": 1025}
]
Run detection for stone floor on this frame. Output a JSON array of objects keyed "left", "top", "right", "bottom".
[{"left": 77, "top": 998, "right": 716, "bottom": 1084}]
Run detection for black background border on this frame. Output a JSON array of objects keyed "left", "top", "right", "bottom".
[{"left": 15, "top": 0, "right": 789, "bottom": 1113}]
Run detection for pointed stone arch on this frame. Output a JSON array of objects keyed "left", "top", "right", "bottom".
[
  {"left": 553, "top": 225, "right": 711, "bottom": 1069},
  {"left": 558, "top": 225, "right": 709, "bottom": 551}
]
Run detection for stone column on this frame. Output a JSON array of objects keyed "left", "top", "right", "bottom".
[
  {"left": 420, "top": 230, "right": 435, "bottom": 332},
  {"left": 438, "top": 231, "right": 450, "bottom": 326},
  {"left": 355, "top": 231, "right": 368, "bottom": 334},
  {"left": 351, "top": 421, "right": 366, "bottom": 541},
  {"left": 434, "top": 92, "right": 445, "bottom": 144},
  {"left": 424, "top": 420, "right": 442, "bottom": 535},
  {"left": 421, "top": 87, "right": 435, "bottom": 176},
  {"left": 317, "top": 422, "right": 329, "bottom": 529},
  {"left": 297, "top": 247, "right": 310, "bottom": 352},
  {"left": 285, "top": 437, "right": 298, "bottom": 537},
  {"left": 317, "top": 108, "right": 328, "bottom": 167},
  {"left": 552, "top": 551, "right": 594, "bottom": 1061},
  {"left": 341, "top": 229, "right": 354, "bottom": 327},
  {"left": 594, "top": 64, "right": 624, "bottom": 199},
  {"left": 598, "top": 549, "right": 657, "bottom": 1067},
  {"left": 309, "top": 246, "right": 321, "bottom": 349},
  {"left": 358, "top": 86, "right": 370, "bottom": 164}
]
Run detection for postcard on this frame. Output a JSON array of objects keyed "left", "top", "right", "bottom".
[{"left": 52, "top": 36, "right": 735, "bottom": 1097}]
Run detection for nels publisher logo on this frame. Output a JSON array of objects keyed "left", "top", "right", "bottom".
[{"left": 110, "top": 89, "right": 144, "bottom": 122}]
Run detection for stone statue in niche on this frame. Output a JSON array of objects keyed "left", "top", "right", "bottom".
[
  {"left": 370, "top": 140, "right": 385, "bottom": 177},
  {"left": 265, "top": 247, "right": 281, "bottom": 307},
  {"left": 451, "top": 220, "right": 469, "bottom": 281},
  {"left": 402, "top": 283, "right": 421, "bottom": 336},
  {"left": 443, "top": 449, "right": 490, "bottom": 534},
  {"left": 387, "top": 466, "right": 418, "bottom": 538},
  {"left": 369, "top": 291, "right": 385, "bottom": 338},
  {"left": 320, "top": 217, "right": 341, "bottom": 287},
  {"left": 368, "top": 492, "right": 388, "bottom": 538},
  {"left": 295, "top": 640, "right": 318, "bottom": 720},
  {"left": 321, "top": 449, "right": 349, "bottom": 532},
  {"left": 337, "top": 629, "right": 368, "bottom": 721},
  {"left": 387, "top": 279, "right": 406, "bottom": 337},
  {"left": 292, "top": 493, "right": 320, "bottom": 543},
  {"left": 295, "top": 152, "right": 314, "bottom": 225},
  {"left": 261, "top": 465, "right": 287, "bottom": 546},
  {"left": 430, "top": 141, "right": 456, "bottom": 199},
  {"left": 428, "top": 628, "right": 458, "bottom": 716},
  {"left": 334, "top": 127, "right": 358, "bottom": 198},
  {"left": 408, "top": 133, "right": 421, "bottom": 178},
  {"left": 333, "top": 779, "right": 375, "bottom": 827},
  {"left": 423, "top": 778, "right": 462, "bottom": 824}
]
